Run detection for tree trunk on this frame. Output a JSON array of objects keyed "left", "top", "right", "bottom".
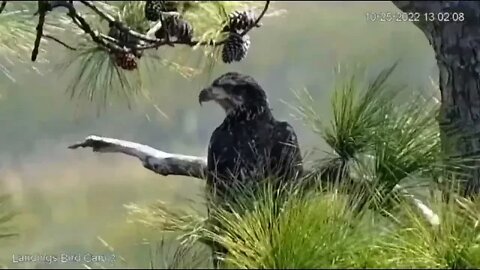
[{"left": 392, "top": 1, "right": 480, "bottom": 197}]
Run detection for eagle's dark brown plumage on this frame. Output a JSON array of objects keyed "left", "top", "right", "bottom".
[{"left": 199, "top": 72, "right": 303, "bottom": 268}]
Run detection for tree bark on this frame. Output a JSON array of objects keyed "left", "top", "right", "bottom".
[{"left": 392, "top": 1, "right": 480, "bottom": 197}]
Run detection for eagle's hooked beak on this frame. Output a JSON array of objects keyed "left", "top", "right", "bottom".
[
  {"left": 198, "top": 86, "right": 237, "bottom": 114},
  {"left": 198, "top": 87, "right": 214, "bottom": 106},
  {"left": 199, "top": 86, "right": 231, "bottom": 106}
]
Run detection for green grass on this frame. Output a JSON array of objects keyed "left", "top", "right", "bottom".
[
  {"left": 125, "top": 180, "right": 480, "bottom": 269},
  {"left": 0, "top": 194, "right": 17, "bottom": 240},
  {"left": 379, "top": 196, "right": 480, "bottom": 268},
  {"left": 212, "top": 184, "right": 480, "bottom": 269}
]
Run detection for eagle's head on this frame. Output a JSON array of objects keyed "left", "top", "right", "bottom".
[{"left": 198, "top": 72, "right": 269, "bottom": 115}]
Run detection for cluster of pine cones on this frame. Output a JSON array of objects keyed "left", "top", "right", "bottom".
[
  {"left": 145, "top": 1, "right": 257, "bottom": 63},
  {"left": 110, "top": 1, "right": 259, "bottom": 70},
  {"left": 221, "top": 10, "right": 257, "bottom": 64}
]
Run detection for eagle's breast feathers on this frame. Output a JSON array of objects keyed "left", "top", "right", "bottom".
[{"left": 202, "top": 72, "right": 303, "bottom": 201}]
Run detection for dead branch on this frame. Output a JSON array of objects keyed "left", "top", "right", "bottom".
[
  {"left": 69, "top": 134, "right": 440, "bottom": 226},
  {"left": 68, "top": 135, "right": 207, "bottom": 179}
]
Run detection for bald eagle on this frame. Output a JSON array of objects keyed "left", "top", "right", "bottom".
[{"left": 199, "top": 72, "right": 303, "bottom": 267}]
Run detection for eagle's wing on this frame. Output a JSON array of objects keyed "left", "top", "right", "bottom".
[
  {"left": 269, "top": 121, "right": 303, "bottom": 181},
  {"left": 205, "top": 126, "right": 239, "bottom": 197}
]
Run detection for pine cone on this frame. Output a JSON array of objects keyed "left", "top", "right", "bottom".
[
  {"left": 223, "top": 10, "right": 257, "bottom": 32},
  {"left": 221, "top": 32, "right": 250, "bottom": 64},
  {"left": 114, "top": 52, "right": 138, "bottom": 71},
  {"left": 155, "top": 15, "right": 193, "bottom": 42}
]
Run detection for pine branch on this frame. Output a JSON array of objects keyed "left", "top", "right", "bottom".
[
  {"left": 62, "top": 2, "right": 125, "bottom": 54},
  {"left": 27, "top": 1, "right": 272, "bottom": 60},
  {"left": 78, "top": 0, "right": 160, "bottom": 44}
]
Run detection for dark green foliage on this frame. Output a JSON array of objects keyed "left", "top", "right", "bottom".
[{"left": 295, "top": 63, "right": 443, "bottom": 212}]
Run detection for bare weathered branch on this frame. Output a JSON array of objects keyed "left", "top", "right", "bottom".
[
  {"left": 68, "top": 134, "right": 440, "bottom": 225},
  {"left": 68, "top": 135, "right": 207, "bottom": 179}
]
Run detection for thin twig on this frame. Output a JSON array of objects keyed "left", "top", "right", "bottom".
[
  {"left": 99, "top": 33, "right": 122, "bottom": 45},
  {"left": 79, "top": 0, "right": 160, "bottom": 44},
  {"left": 0, "top": 1, "right": 6, "bottom": 14},
  {"left": 31, "top": 1, "right": 48, "bottom": 61},
  {"left": 54, "top": 1, "right": 127, "bottom": 54},
  {"left": 43, "top": 34, "right": 77, "bottom": 50},
  {"left": 240, "top": 0, "right": 270, "bottom": 36}
]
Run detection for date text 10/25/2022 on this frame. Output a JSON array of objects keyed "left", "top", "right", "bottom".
[{"left": 365, "top": 11, "right": 465, "bottom": 23}]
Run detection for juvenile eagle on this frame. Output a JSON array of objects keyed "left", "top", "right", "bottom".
[{"left": 199, "top": 72, "right": 303, "bottom": 267}]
